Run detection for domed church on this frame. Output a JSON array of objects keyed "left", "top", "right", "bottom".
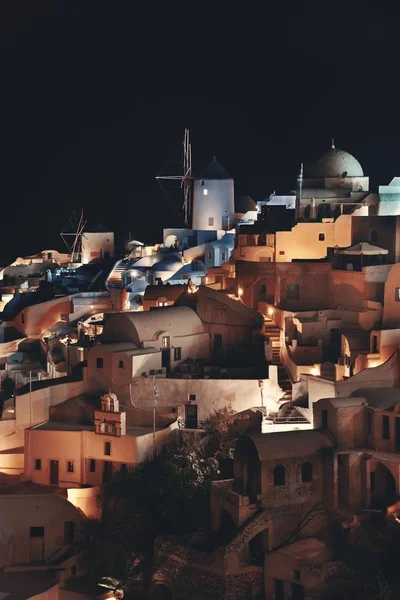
[{"left": 299, "top": 141, "right": 370, "bottom": 220}]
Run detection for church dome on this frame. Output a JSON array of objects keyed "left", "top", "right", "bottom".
[{"left": 306, "top": 143, "right": 364, "bottom": 178}]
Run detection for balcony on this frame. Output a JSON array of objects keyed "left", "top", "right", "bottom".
[{"left": 177, "top": 418, "right": 206, "bottom": 430}]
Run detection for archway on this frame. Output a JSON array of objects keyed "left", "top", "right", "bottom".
[
  {"left": 234, "top": 436, "right": 261, "bottom": 501},
  {"left": 371, "top": 462, "right": 397, "bottom": 509},
  {"left": 151, "top": 584, "right": 172, "bottom": 600},
  {"left": 217, "top": 509, "right": 236, "bottom": 545}
]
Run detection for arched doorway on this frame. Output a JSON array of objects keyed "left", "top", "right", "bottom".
[
  {"left": 151, "top": 584, "right": 172, "bottom": 600},
  {"left": 370, "top": 462, "right": 397, "bottom": 509},
  {"left": 234, "top": 436, "right": 261, "bottom": 501}
]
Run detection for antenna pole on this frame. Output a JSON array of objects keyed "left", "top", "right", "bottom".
[{"left": 296, "top": 163, "right": 303, "bottom": 222}]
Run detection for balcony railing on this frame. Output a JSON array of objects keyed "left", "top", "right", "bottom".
[{"left": 177, "top": 419, "right": 206, "bottom": 430}]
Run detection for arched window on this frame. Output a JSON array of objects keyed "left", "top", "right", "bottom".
[
  {"left": 273, "top": 464, "right": 285, "bottom": 486},
  {"left": 370, "top": 229, "right": 378, "bottom": 244},
  {"left": 301, "top": 462, "right": 313, "bottom": 483}
]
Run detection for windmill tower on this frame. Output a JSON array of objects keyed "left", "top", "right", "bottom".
[
  {"left": 61, "top": 210, "right": 87, "bottom": 265},
  {"left": 156, "top": 129, "right": 193, "bottom": 227}
]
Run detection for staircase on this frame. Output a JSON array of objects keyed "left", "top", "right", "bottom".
[
  {"left": 264, "top": 321, "right": 281, "bottom": 364},
  {"left": 106, "top": 260, "right": 127, "bottom": 289},
  {"left": 275, "top": 402, "right": 308, "bottom": 424},
  {"left": 277, "top": 365, "right": 292, "bottom": 402}
]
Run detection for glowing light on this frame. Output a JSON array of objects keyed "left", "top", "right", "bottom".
[
  {"left": 267, "top": 307, "right": 274, "bottom": 316},
  {"left": 203, "top": 189, "right": 208, "bottom": 195},
  {"left": 310, "top": 367, "right": 320, "bottom": 376},
  {"left": 205, "top": 276, "right": 208, "bottom": 284},
  {"left": 238, "top": 287, "right": 243, "bottom": 297}
]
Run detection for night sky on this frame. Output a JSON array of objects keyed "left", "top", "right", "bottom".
[{"left": 1, "top": 1, "right": 399, "bottom": 265}]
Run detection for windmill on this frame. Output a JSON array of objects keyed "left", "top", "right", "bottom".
[
  {"left": 155, "top": 128, "right": 193, "bottom": 227},
  {"left": 60, "top": 209, "right": 87, "bottom": 264}
]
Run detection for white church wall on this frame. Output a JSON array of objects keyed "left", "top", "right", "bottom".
[{"left": 81, "top": 232, "right": 114, "bottom": 264}]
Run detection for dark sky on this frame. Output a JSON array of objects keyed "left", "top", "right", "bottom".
[{"left": 0, "top": 1, "right": 399, "bottom": 264}]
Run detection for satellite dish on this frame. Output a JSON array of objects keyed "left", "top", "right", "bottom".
[{"left": 341, "top": 171, "right": 348, "bottom": 178}]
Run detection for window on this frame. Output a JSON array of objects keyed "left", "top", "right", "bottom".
[
  {"left": 274, "top": 579, "right": 284, "bottom": 600},
  {"left": 30, "top": 526, "right": 44, "bottom": 538},
  {"left": 201, "top": 180, "right": 204, "bottom": 186},
  {"left": 118, "top": 360, "right": 124, "bottom": 369},
  {"left": 162, "top": 336, "right": 170, "bottom": 349},
  {"left": 367, "top": 411, "right": 373, "bottom": 435},
  {"left": 203, "top": 189, "right": 208, "bottom": 195},
  {"left": 174, "top": 347, "right": 182, "bottom": 361},
  {"left": 301, "top": 462, "right": 313, "bottom": 483},
  {"left": 47, "top": 252, "right": 53, "bottom": 259},
  {"left": 382, "top": 415, "right": 390, "bottom": 440},
  {"left": 21, "top": 313, "right": 25, "bottom": 324},
  {"left": 318, "top": 233, "right": 325, "bottom": 241},
  {"left": 35, "top": 459, "right": 41, "bottom": 471},
  {"left": 322, "top": 409, "right": 328, "bottom": 429},
  {"left": 273, "top": 464, "right": 285, "bottom": 486},
  {"left": 370, "top": 229, "right": 378, "bottom": 243},
  {"left": 89, "top": 459, "right": 96, "bottom": 472},
  {"left": 208, "top": 217, "right": 214, "bottom": 226},
  {"left": 96, "top": 358, "right": 103, "bottom": 369},
  {"left": 294, "top": 569, "right": 301, "bottom": 581},
  {"left": 396, "top": 288, "right": 400, "bottom": 302},
  {"left": 208, "top": 252, "right": 212, "bottom": 260},
  {"left": 260, "top": 284, "right": 267, "bottom": 295},
  {"left": 158, "top": 301, "right": 168, "bottom": 307},
  {"left": 67, "top": 460, "right": 74, "bottom": 473},
  {"left": 286, "top": 284, "right": 299, "bottom": 300},
  {"left": 104, "top": 441, "right": 111, "bottom": 456},
  {"left": 279, "top": 250, "right": 285, "bottom": 255},
  {"left": 221, "top": 252, "right": 226, "bottom": 261},
  {"left": 189, "top": 394, "right": 196, "bottom": 402},
  {"left": 121, "top": 463, "right": 127, "bottom": 472}
]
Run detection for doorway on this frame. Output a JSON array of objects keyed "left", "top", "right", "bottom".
[
  {"left": 50, "top": 460, "right": 59, "bottom": 485},
  {"left": 161, "top": 336, "right": 171, "bottom": 372},
  {"left": 185, "top": 404, "right": 198, "bottom": 429},
  {"left": 64, "top": 521, "right": 75, "bottom": 545},
  {"left": 370, "top": 462, "right": 397, "bottom": 508},
  {"left": 30, "top": 526, "right": 44, "bottom": 562},
  {"left": 213, "top": 333, "right": 224, "bottom": 363},
  {"left": 396, "top": 418, "right": 400, "bottom": 452},
  {"left": 103, "top": 460, "right": 113, "bottom": 483},
  {"left": 338, "top": 454, "right": 350, "bottom": 507}
]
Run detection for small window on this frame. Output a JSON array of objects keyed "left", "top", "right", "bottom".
[
  {"left": 35, "top": 459, "right": 41, "bottom": 471},
  {"left": 294, "top": 569, "right": 301, "bottom": 581},
  {"left": 118, "top": 360, "right": 124, "bottom": 369},
  {"left": 396, "top": 288, "right": 400, "bottom": 302},
  {"left": 221, "top": 252, "right": 226, "bottom": 261},
  {"left": 260, "top": 284, "right": 267, "bottom": 295},
  {"left": 189, "top": 394, "right": 196, "bottom": 402},
  {"left": 370, "top": 229, "right": 378, "bottom": 243},
  {"left": 201, "top": 180, "right": 204, "bottom": 186},
  {"left": 203, "top": 189, "right": 208, "bottom": 196},
  {"left": 121, "top": 463, "right": 127, "bottom": 472},
  {"left": 279, "top": 250, "right": 285, "bottom": 255},
  {"left": 208, "top": 252, "right": 212, "bottom": 260},
  {"left": 30, "top": 526, "right": 44, "bottom": 538},
  {"left": 96, "top": 358, "right": 103, "bottom": 369},
  {"left": 89, "top": 458, "right": 96, "bottom": 472},
  {"left": 322, "top": 409, "right": 328, "bottom": 429},
  {"left": 318, "top": 233, "right": 325, "bottom": 241},
  {"left": 382, "top": 415, "right": 390, "bottom": 440},
  {"left": 174, "top": 347, "right": 182, "bottom": 361},
  {"left": 104, "top": 441, "right": 111, "bottom": 456},
  {"left": 67, "top": 460, "right": 74, "bottom": 473},
  {"left": 273, "top": 464, "right": 285, "bottom": 486},
  {"left": 21, "top": 313, "right": 25, "bottom": 324},
  {"left": 208, "top": 217, "right": 214, "bottom": 226},
  {"left": 286, "top": 284, "right": 299, "bottom": 300},
  {"left": 162, "top": 336, "right": 170, "bottom": 349},
  {"left": 301, "top": 462, "right": 313, "bottom": 483},
  {"left": 367, "top": 411, "right": 372, "bottom": 435}
]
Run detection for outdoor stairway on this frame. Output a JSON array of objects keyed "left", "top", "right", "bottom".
[
  {"left": 264, "top": 321, "right": 281, "bottom": 364},
  {"left": 106, "top": 260, "right": 127, "bottom": 288},
  {"left": 275, "top": 402, "right": 308, "bottom": 424},
  {"left": 277, "top": 365, "right": 293, "bottom": 402}
]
